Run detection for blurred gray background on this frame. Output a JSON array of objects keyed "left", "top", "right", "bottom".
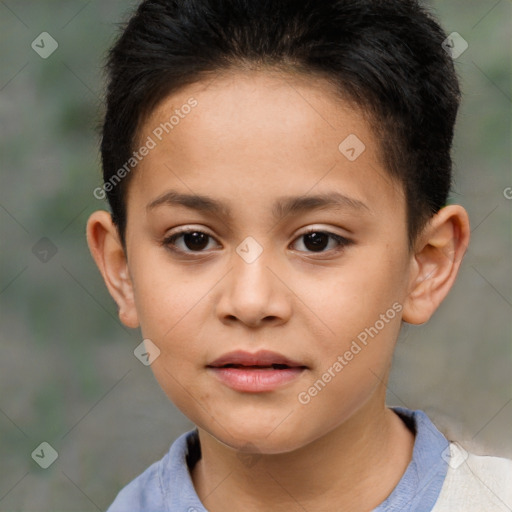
[{"left": 0, "top": 0, "right": 510, "bottom": 510}]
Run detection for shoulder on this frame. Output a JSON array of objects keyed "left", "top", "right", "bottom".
[
  {"left": 106, "top": 456, "right": 168, "bottom": 512},
  {"left": 432, "top": 442, "right": 512, "bottom": 511},
  {"left": 105, "top": 429, "right": 200, "bottom": 512}
]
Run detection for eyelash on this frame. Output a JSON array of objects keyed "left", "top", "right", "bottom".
[{"left": 162, "top": 228, "right": 353, "bottom": 256}]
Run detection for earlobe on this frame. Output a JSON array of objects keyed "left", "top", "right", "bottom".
[
  {"left": 402, "top": 205, "right": 470, "bottom": 325},
  {"left": 86, "top": 210, "right": 140, "bottom": 329}
]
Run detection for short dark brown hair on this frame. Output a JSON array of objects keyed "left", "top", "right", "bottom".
[{"left": 100, "top": 0, "right": 461, "bottom": 248}]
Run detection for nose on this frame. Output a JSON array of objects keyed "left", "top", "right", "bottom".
[{"left": 215, "top": 241, "right": 292, "bottom": 328}]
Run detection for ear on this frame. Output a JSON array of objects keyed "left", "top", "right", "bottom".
[
  {"left": 402, "top": 205, "right": 470, "bottom": 325},
  {"left": 86, "top": 210, "right": 140, "bottom": 328}
]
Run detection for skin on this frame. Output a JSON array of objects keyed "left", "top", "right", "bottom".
[{"left": 87, "top": 69, "right": 470, "bottom": 511}]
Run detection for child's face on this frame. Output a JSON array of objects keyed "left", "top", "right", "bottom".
[{"left": 118, "top": 70, "right": 415, "bottom": 452}]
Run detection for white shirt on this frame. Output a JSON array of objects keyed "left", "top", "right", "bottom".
[{"left": 432, "top": 442, "right": 512, "bottom": 511}]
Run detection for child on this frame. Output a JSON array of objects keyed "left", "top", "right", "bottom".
[{"left": 86, "top": 0, "right": 512, "bottom": 510}]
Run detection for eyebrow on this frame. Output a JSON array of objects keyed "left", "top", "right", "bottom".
[{"left": 146, "top": 190, "right": 370, "bottom": 220}]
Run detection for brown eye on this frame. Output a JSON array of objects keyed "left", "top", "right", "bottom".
[
  {"left": 291, "top": 230, "right": 352, "bottom": 253},
  {"left": 302, "top": 232, "right": 329, "bottom": 252},
  {"left": 163, "top": 230, "right": 218, "bottom": 253}
]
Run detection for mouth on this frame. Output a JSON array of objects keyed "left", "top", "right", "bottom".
[
  {"left": 206, "top": 350, "right": 308, "bottom": 392},
  {"left": 207, "top": 349, "right": 307, "bottom": 369},
  {"left": 215, "top": 363, "right": 299, "bottom": 369}
]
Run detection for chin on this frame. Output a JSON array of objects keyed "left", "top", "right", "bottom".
[{"left": 200, "top": 416, "right": 314, "bottom": 455}]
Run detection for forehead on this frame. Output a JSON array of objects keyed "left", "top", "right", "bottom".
[
  {"left": 128, "top": 69, "right": 403, "bottom": 223},
  {"left": 141, "top": 69, "right": 368, "bottom": 165}
]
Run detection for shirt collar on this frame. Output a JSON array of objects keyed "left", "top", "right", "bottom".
[
  {"left": 163, "top": 407, "right": 449, "bottom": 511},
  {"left": 374, "top": 407, "right": 449, "bottom": 512}
]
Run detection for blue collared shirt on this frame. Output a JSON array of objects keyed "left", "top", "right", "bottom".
[{"left": 107, "top": 407, "right": 449, "bottom": 511}]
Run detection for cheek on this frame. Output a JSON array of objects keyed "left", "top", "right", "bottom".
[
  {"left": 297, "top": 251, "right": 406, "bottom": 335},
  {"left": 293, "top": 251, "right": 406, "bottom": 409},
  {"left": 129, "top": 248, "right": 208, "bottom": 335}
]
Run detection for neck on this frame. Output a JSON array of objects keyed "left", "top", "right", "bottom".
[{"left": 191, "top": 398, "right": 415, "bottom": 512}]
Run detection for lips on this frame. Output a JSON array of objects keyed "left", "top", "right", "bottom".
[
  {"left": 206, "top": 350, "right": 307, "bottom": 392},
  {"left": 207, "top": 350, "right": 307, "bottom": 370}
]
